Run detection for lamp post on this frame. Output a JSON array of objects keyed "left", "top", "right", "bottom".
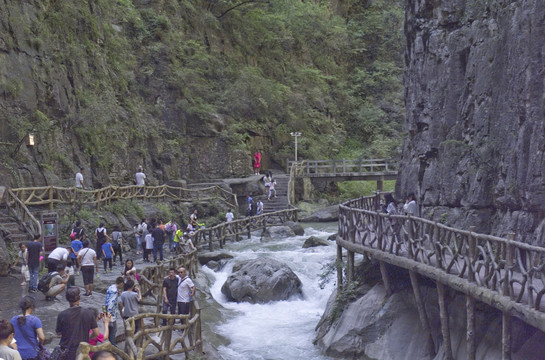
[{"left": 290, "top": 132, "right": 302, "bottom": 162}]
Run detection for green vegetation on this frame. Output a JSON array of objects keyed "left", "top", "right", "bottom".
[
  {"left": 337, "top": 180, "right": 396, "bottom": 201},
  {"left": 0, "top": 0, "right": 405, "bottom": 177}
]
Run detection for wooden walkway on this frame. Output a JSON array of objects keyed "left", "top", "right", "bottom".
[{"left": 337, "top": 194, "right": 545, "bottom": 360}]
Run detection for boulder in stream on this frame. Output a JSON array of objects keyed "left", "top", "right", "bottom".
[
  {"left": 300, "top": 205, "right": 339, "bottom": 222},
  {"left": 284, "top": 221, "right": 305, "bottom": 236},
  {"left": 221, "top": 258, "right": 302, "bottom": 304},
  {"left": 303, "top": 236, "right": 330, "bottom": 248}
]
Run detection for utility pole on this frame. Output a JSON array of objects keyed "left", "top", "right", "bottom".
[{"left": 290, "top": 132, "right": 302, "bottom": 161}]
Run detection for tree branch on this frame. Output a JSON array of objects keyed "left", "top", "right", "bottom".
[{"left": 215, "top": 0, "right": 269, "bottom": 19}]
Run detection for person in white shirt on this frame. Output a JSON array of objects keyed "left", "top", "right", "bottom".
[
  {"left": 46, "top": 247, "right": 70, "bottom": 273},
  {"left": 176, "top": 267, "right": 195, "bottom": 327},
  {"left": 225, "top": 209, "right": 234, "bottom": 223},
  {"left": 75, "top": 168, "right": 85, "bottom": 189},
  {"left": 135, "top": 166, "right": 146, "bottom": 186},
  {"left": 403, "top": 193, "right": 418, "bottom": 216},
  {"left": 77, "top": 241, "right": 99, "bottom": 296}
]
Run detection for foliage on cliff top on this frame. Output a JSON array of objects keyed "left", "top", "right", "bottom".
[{"left": 0, "top": 0, "right": 404, "bottom": 182}]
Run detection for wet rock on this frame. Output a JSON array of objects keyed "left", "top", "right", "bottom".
[
  {"left": 262, "top": 226, "right": 296, "bottom": 239},
  {"left": 300, "top": 205, "right": 339, "bottom": 222},
  {"left": 302, "top": 236, "right": 329, "bottom": 248},
  {"left": 327, "top": 233, "right": 337, "bottom": 241},
  {"left": 205, "top": 260, "right": 220, "bottom": 271},
  {"left": 284, "top": 221, "right": 305, "bottom": 236},
  {"left": 221, "top": 258, "right": 302, "bottom": 304},
  {"left": 0, "top": 234, "right": 10, "bottom": 276},
  {"left": 198, "top": 251, "right": 234, "bottom": 265}
]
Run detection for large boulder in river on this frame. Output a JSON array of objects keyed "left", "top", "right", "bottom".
[
  {"left": 262, "top": 226, "right": 296, "bottom": 239},
  {"left": 221, "top": 258, "right": 303, "bottom": 304},
  {"left": 303, "top": 236, "right": 330, "bottom": 248},
  {"left": 300, "top": 205, "right": 339, "bottom": 222},
  {"left": 284, "top": 221, "right": 305, "bottom": 236}
]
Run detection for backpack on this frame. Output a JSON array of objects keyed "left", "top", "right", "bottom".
[
  {"left": 112, "top": 232, "right": 122, "bottom": 247},
  {"left": 38, "top": 271, "right": 58, "bottom": 293},
  {"left": 165, "top": 222, "right": 174, "bottom": 235}
]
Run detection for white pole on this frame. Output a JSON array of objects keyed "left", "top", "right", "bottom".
[{"left": 290, "top": 132, "right": 302, "bottom": 162}]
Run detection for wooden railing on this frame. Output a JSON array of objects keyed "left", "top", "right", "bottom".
[
  {"left": 193, "top": 208, "right": 298, "bottom": 250},
  {"left": 337, "top": 194, "right": 545, "bottom": 358},
  {"left": 287, "top": 158, "right": 399, "bottom": 177},
  {"left": 8, "top": 184, "right": 238, "bottom": 210},
  {"left": 4, "top": 188, "right": 41, "bottom": 236},
  {"left": 75, "top": 252, "right": 202, "bottom": 360},
  {"left": 76, "top": 309, "right": 202, "bottom": 360}
]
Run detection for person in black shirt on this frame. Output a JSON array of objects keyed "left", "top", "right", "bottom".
[
  {"left": 152, "top": 224, "right": 165, "bottom": 262},
  {"left": 71, "top": 220, "right": 85, "bottom": 240},
  {"left": 56, "top": 287, "right": 99, "bottom": 360},
  {"left": 26, "top": 234, "right": 43, "bottom": 293},
  {"left": 162, "top": 268, "right": 178, "bottom": 325}
]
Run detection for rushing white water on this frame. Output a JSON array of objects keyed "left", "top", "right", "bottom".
[{"left": 201, "top": 223, "right": 338, "bottom": 360}]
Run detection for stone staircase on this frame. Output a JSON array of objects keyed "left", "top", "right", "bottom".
[
  {"left": 261, "top": 173, "right": 291, "bottom": 213},
  {"left": 0, "top": 206, "right": 31, "bottom": 247}
]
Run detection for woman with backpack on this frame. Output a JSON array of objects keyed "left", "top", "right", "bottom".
[
  {"left": 95, "top": 222, "right": 111, "bottom": 261},
  {"left": 111, "top": 225, "right": 123, "bottom": 265}
]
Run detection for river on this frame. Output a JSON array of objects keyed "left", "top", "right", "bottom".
[{"left": 201, "top": 222, "right": 337, "bottom": 360}]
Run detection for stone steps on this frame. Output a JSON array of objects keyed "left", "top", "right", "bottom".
[{"left": 0, "top": 207, "right": 31, "bottom": 245}]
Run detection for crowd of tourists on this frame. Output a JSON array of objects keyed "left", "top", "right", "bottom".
[{"left": 3, "top": 208, "right": 202, "bottom": 360}]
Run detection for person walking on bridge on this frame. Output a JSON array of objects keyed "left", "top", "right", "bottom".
[{"left": 75, "top": 168, "right": 85, "bottom": 189}]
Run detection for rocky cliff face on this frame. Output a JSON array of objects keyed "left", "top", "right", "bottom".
[{"left": 398, "top": 0, "right": 545, "bottom": 244}]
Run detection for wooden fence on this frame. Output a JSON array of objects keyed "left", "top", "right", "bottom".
[
  {"left": 192, "top": 208, "right": 298, "bottom": 251},
  {"left": 287, "top": 158, "right": 398, "bottom": 177},
  {"left": 8, "top": 184, "right": 238, "bottom": 210},
  {"left": 337, "top": 194, "right": 545, "bottom": 359}
]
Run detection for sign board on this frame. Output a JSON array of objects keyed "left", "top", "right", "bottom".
[{"left": 41, "top": 212, "right": 58, "bottom": 253}]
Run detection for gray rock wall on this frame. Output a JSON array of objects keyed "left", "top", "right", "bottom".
[{"left": 399, "top": 0, "right": 545, "bottom": 244}]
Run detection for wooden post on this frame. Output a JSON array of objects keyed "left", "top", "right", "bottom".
[
  {"left": 502, "top": 233, "right": 515, "bottom": 360},
  {"left": 437, "top": 282, "right": 452, "bottom": 360},
  {"left": 409, "top": 271, "right": 436, "bottom": 356},
  {"left": 377, "top": 177, "right": 383, "bottom": 192},
  {"left": 347, "top": 250, "right": 354, "bottom": 284},
  {"left": 337, "top": 244, "right": 343, "bottom": 291},
  {"left": 49, "top": 186, "right": 53, "bottom": 210},
  {"left": 247, "top": 222, "right": 251, "bottom": 239},
  {"left": 466, "top": 226, "right": 477, "bottom": 360},
  {"left": 379, "top": 262, "right": 391, "bottom": 295}
]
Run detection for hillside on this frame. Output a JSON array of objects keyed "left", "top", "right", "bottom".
[{"left": 0, "top": 0, "right": 404, "bottom": 187}]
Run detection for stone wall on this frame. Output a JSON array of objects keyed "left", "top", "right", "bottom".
[{"left": 398, "top": 0, "right": 545, "bottom": 244}]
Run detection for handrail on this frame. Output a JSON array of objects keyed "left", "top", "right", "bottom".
[
  {"left": 8, "top": 184, "right": 237, "bottom": 210},
  {"left": 288, "top": 158, "right": 399, "bottom": 177},
  {"left": 337, "top": 194, "right": 545, "bottom": 332},
  {"left": 192, "top": 208, "right": 298, "bottom": 251},
  {"left": 4, "top": 189, "right": 41, "bottom": 237}
]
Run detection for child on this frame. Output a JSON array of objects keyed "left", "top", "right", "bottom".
[
  {"left": 0, "top": 319, "right": 21, "bottom": 360},
  {"left": 65, "top": 259, "right": 76, "bottom": 287},
  {"left": 101, "top": 239, "right": 114, "bottom": 273},
  {"left": 120, "top": 279, "right": 142, "bottom": 333},
  {"left": 144, "top": 231, "right": 153, "bottom": 263},
  {"left": 11, "top": 244, "right": 29, "bottom": 286}
]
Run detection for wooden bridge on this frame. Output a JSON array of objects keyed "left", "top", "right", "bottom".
[
  {"left": 288, "top": 158, "right": 398, "bottom": 182},
  {"left": 337, "top": 194, "right": 545, "bottom": 360}
]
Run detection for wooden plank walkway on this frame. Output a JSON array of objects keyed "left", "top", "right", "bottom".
[
  {"left": 287, "top": 158, "right": 398, "bottom": 180},
  {"left": 337, "top": 194, "right": 545, "bottom": 359}
]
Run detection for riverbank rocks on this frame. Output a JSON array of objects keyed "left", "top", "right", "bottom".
[
  {"left": 303, "top": 236, "right": 329, "bottom": 248},
  {"left": 284, "top": 221, "right": 305, "bottom": 236},
  {"left": 300, "top": 205, "right": 339, "bottom": 222},
  {"left": 221, "top": 258, "right": 302, "bottom": 303},
  {"left": 327, "top": 233, "right": 337, "bottom": 241}
]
